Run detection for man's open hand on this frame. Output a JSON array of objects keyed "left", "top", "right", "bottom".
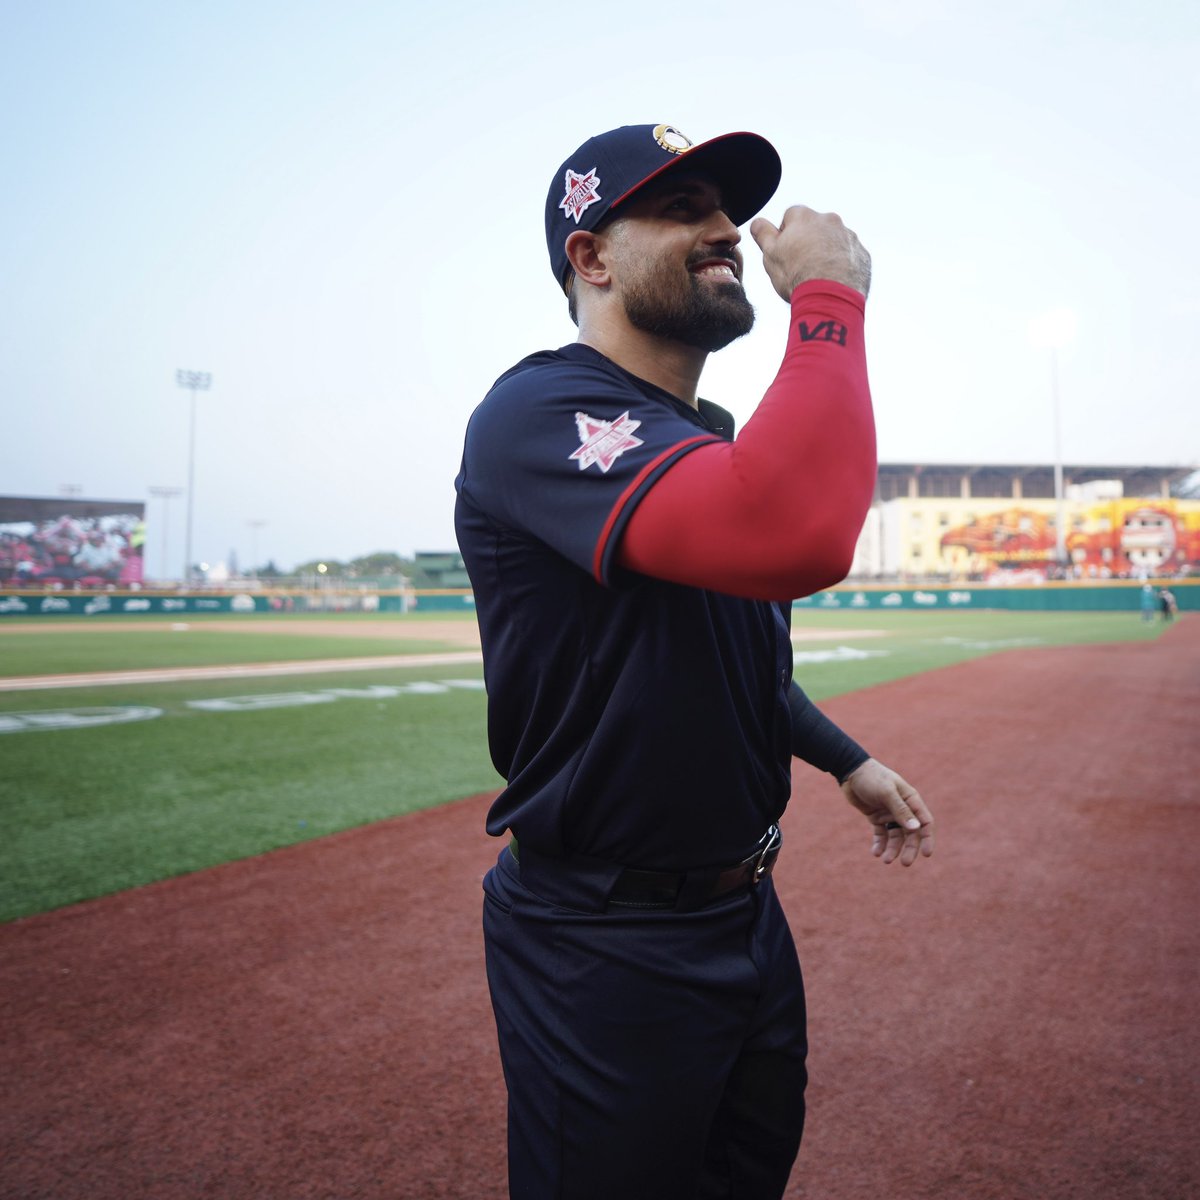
[{"left": 839, "top": 758, "right": 934, "bottom": 866}]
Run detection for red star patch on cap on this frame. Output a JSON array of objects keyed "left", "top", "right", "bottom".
[
  {"left": 569, "top": 411, "right": 644, "bottom": 473},
  {"left": 559, "top": 167, "right": 602, "bottom": 223}
]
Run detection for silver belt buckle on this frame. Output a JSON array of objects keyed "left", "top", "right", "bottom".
[{"left": 753, "top": 824, "right": 782, "bottom": 883}]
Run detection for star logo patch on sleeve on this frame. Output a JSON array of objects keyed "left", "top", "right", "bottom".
[{"left": 568, "top": 411, "right": 644, "bottom": 473}]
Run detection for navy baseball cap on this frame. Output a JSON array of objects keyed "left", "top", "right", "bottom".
[{"left": 545, "top": 123, "right": 782, "bottom": 289}]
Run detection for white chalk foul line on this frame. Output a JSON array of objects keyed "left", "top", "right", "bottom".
[{"left": 0, "top": 651, "right": 484, "bottom": 692}]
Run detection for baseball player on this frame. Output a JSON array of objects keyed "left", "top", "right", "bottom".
[{"left": 454, "top": 123, "right": 934, "bottom": 1200}]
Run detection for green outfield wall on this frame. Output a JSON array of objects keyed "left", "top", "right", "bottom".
[
  {"left": 0, "top": 580, "right": 1193, "bottom": 617},
  {"left": 0, "top": 588, "right": 474, "bottom": 617},
  {"left": 791, "top": 580, "right": 1197, "bottom": 612}
]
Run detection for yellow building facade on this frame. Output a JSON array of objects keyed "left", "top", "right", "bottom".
[{"left": 858, "top": 464, "right": 1199, "bottom": 581}]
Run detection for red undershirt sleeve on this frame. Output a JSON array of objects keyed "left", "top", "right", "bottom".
[{"left": 617, "top": 279, "right": 877, "bottom": 601}]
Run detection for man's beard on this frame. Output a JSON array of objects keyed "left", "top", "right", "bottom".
[{"left": 621, "top": 252, "right": 755, "bottom": 352}]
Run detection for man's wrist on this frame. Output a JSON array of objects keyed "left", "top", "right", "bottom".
[
  {"left": 836, "top": 752, "right": 872, "bottom": 785},
  {"left": 789, "top": 278, "right": 868, "bottom": 309}
]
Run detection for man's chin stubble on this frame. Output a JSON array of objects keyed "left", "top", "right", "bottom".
[{"left": 623, "top": 280, "right": 755, "bottom": 353}]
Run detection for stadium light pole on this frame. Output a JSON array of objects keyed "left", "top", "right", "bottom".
[
  {"left": 149, "top": 486, "right": 183, "bottom": 583},
  {"left": 1050, "top": 348, "right": 1066, "bottom": 566},
  {"left": 176, "top": 370, "right": 212, "bottom": 584},
  {"left": 1029, "top": 310, "right": 1078, "bottom": 571}
]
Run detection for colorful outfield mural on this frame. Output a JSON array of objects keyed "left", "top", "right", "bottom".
[{"left": 936, "top": 498, "right": 1200, "bottom": 580}]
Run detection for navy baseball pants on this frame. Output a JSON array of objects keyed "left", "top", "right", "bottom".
[{"left": 483, "top": 846, "right": 808, "bottom": 1200}]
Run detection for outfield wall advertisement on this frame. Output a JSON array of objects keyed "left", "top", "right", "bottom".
[
  {"left": 0, "top": 593, "right": 266, "bottom": 617},
  {"left": 791, "top": 582, "right": 1195, "bottom": 612},
  {"left": 0, "top": 581, "right": 1195, "bottom": 616},
  {"left": 0, "top": 590, "right": 451, "bottom": 616},
  {"left": 0, "top": 496, "right": 145, "bottom": 588}
]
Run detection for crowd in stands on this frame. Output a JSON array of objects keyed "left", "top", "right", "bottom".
[{"left": 0, "top": 513, "right": 144, "bottom": 588}]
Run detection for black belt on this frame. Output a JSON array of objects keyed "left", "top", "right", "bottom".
[{"left": 509, "top": 825, "right": 782, "bottom": 911}]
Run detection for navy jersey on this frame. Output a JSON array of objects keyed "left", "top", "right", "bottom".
[{"left": 454, "top": 343, "right": 794, "bottom": 871}]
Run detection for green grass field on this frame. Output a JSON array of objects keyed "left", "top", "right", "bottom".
[
  {"left": 0, "top": 609, "right": 1172, "bottom": 921},
  {"left": 0, "top": 611, "right": 471, "bottom": 676},
  {"left": 781, "top": 608, "right": 1167, "bottom": 700}
]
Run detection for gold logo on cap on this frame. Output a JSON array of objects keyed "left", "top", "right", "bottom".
[{"left": 653, "top": 125, "right": 693, "bottom": 155}]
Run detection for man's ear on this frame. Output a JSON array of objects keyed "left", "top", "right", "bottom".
[{"left": 565, "top": 229, "right": 611, "bottom": 288}]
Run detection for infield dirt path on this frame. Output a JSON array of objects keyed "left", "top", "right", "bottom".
[
  {"left": 0, "top": 618, "right": 880, "bottom": 644},
  {"left": 0, "top": 621, "right": 881, "bottom": 691},
  {"left": 2, "top": 619, "right": 1197, "bottom": 1199}
]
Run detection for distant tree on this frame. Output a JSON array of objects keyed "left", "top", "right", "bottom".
[
  {"left": 288, "top": 553, "right": 437, "bottom": 585},
  {"left": 349, "top": 552, "right": 407, "bottom": 577},
  {"left": 293, "top": 558, "right": 347, "bottom": 576}
]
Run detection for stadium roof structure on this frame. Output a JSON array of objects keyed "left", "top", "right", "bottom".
[{"left": 875, "top": 462, "right": 1196, "bottom": 503}]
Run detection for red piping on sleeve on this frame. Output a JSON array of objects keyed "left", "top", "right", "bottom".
[{"left": 592, "top": 435, "right": 716, "bottom": 581}]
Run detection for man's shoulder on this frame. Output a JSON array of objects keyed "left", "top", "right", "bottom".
[
  {"left": 474, "top": 344, "right": 644, "bottom": 429},
  {"left": 487, "top": 343, "right": 632, "bottom": 397}
]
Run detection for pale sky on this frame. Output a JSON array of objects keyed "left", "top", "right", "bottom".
[{"left": 2, "top": 0, "right": 1196, "bottom": 577}]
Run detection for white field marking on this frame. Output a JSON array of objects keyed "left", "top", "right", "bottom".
[
  {"left": 187, "top": 679, "right": 486, "bottom": 712},
  {"left": 791, "top": 627, "right": 888, "bottom": 642},
  {"left": 0, "top": 706, "right": 164, "bottom": 733},
  {"left": 0, "top": 680, "right": 489, "bottom": 732},
  {"left": 0, "top": 651, "right": 483, "bottom": 693},
  {"left": 792, "top": 646, "right": 888, "bottom": 664}
]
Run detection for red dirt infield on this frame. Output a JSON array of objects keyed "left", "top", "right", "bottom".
[{"left": 2, "top": 618, "right": 1197, "bottom": 1199}]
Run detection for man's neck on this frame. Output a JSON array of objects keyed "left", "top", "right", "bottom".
[{"left": 576, "top": 319, "right": 707, "bottom": 410}]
